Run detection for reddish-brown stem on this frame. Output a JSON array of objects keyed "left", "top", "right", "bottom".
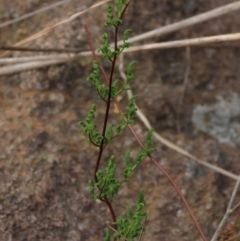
[
  {"left": 94, "top": 63, "right": 114, "bottom": 181},
  {"left": 85, "top": 4, "right": 129, "bottom": 229},
  {"left": 120, "top": 0, "right": 132, "bottom": 19},
  {"left": 102, "top": 197, "right": 118, "bottom": 230},
  {"left": 84, "top": 24, "right": 207, "bottom": 241},
  {"left": 93, "top": 25, "right": 118, "bottom": 183},
  {"left": 92, "top": 0, "right": 132, "bottom": 182},
  {"left": 91, "top": 50, "right": 118, "bottom": 230}
]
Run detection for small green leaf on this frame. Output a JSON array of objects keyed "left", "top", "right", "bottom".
[
  {"left": 105, "top": 123, "right": 114, "bottom": 143},
  {"left": 88, "top": 180, "right": 98, "bottom": 200},
  {"left": 104, "top": 228, "right": 111, "bottom": 241},
  {"left": 126, "top": 61, "right": 138, "bottom": 83},
  {"left": 114, "top": 190, "right": 146, "bottom": 240},
  {"left": 123, "top": 29, "right": 132, "bottom": 41}
]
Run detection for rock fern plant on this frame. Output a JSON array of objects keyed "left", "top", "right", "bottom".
[
  {"left": 80, "top": 0, "right": 155, "bottom": 240},
  {"left": 80, "top": 1, "right": 208, "bottom": 241}
]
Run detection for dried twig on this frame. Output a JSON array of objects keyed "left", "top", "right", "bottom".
[
  {"left": 120, "top": 1, "right": 240, "bottom": 45},
  {"left": 122, "top": 32, "right": 240, "bottom": 53},
  {"left": 1, "top": 0, "right": 239, "bottom": 58},
  {"left": 0, "top": 32, "right": 237, "bottom": 64},
  {"left": 230, "top": 202, "right": 240, "bottom": 213},
  {"left": 0, "top": 0, "right": 74, "bottom": 29},
  {"left": 0, "top": 52, "right": 91, "bottom": 75},
  {"left": 177, "top": 46, "right": 191, "bottom": 133},
  {"left": 0, "top": 54, "right": 78, "bottom": 65},
  {"left": 0, "top": 0, "right": 111, "bottom": 57},
  {"left": 0, "top": 59, "right": 69, "bottom": 75},
  {"left": 211, "top": 175, "right": 240, "bottom": 241},
  {"left": 1, "top": 32, "right": 240, "bottom": 74},
  {"left": 0, "top": 46, "right": 84, "bottom": 53},
  {"left": 118, "top": 54, "right": 239, "bottom": 181}
]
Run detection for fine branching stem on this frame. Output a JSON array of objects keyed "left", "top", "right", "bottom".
[
  {"left": 83, "top": 1, "right": 207, "bottom": 240},
  {"left": 102, "top": 197, "right": 118, "bottom": 230},
  {"left": 94, "top": 14, "right": 121, "bottom": 184},
  {"left": 90, "top": 2, "right": 133, "bottom": 234}
]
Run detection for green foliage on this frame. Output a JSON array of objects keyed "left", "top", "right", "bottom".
[
  {"left": 126, "top": 61, "right": 138, "bottom": 83},
  {"left": 100, "top": 0, "right": 131, "bottom": 58},
  {"left": 87, "top": 60, "right": 107, "bottom": 99},
  {"left": 104, "top": 228, "right": 111, "bottom": 241},
  {"left": 78, "top": 104, "right": 103, "bottom": 146},
  {"left": 115, "top": 96, "right": 138, "bottom": 134},
  {"left": 98, "top": 28, "right": 131, "bottom": 58},
  {"left": 116, "top": 29, "right": 132, "bottom": 55},
  {"left": 79, "top": 93, "right": 139, "bottom": 146},
  {"left": 88, "top": 129, "right": 155, "bottom": 201},
  {"left": 87, "top": 59, "right": 136, "bottom": 101},
  {"left": 104, "top": 0, "right": 129, "bottom": 27},
  {"left": 96, "top": 155, "right": 120, "bottom": 201},
  {"left": 88, "top": 179, "right": 98, "bottom": 200},
  {"left": 105, "top": 190, "right": 147, "bottom": 241},
  {"left": 143, "top": 128, "right": 156, "bottom": 155},
  {"left": 125, "top": 95, "right": 138, "bottom": 124},
  {"left": 115, "top": 0, "right": 128, "bottom": 18},
  {"left": 87, "top": 129, "right": 154, "bottom": 239},
  {"left": 98, "top": 33, "right": 114, "bottom": 59},
  {"left": 123, "top": 129, "right": 155, "bottom": 182}
]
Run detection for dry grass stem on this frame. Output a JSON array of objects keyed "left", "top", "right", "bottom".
[
  {"left": 123, "top": 32, "right": 240, "bottom": 53},
  {"left": 1, "top": 32, "right": 240, "bottom": 75},
  {"left": 120, "top": 1, "right": 240, "bottom": 45},
  {"left": 1, "top": 0, "right": 239, "bottom": 58},
  {"left": 0, "top": 0, "right": 74, "bottom": 29},
  {"left": 118, "top": 54, "right": 239, "bottom": 181},
  {"left": 0, "top": 0, "right": 111, "bottom": 57},
  {"left": 211, "top": 175, "right": 240, "bottom": 241},
  {"left": 0, "top": 54, "right": 76, "bottom": 65},
  {"left": 177, "top": 46, "right": 191, "bottom": 133},
  {"left": 0, "top": 52, "right": 91, "bottom": 75},
  {"left": 0, "top": 59, "right": 70, "bottom": 76},
  {"left": 230, "top": 202, "right": 240, "bottom": 213},
  {"left": 0, "top": 46, "right": 84, "bottom": 53},
  {"left": 0, "top": 31, "right": 239, "bottom": 76}
]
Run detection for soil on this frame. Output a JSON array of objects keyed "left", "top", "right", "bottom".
[{"left": 0, "top": 0, "right": 240, "bottom": 240}]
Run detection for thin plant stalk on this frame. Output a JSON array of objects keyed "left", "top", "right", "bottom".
[
  {"left": 90, "top": 1, "right": 132, "bottom": 231},
  {"left": 211, "top": 175, "right": 240, "bottom": 241}
]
